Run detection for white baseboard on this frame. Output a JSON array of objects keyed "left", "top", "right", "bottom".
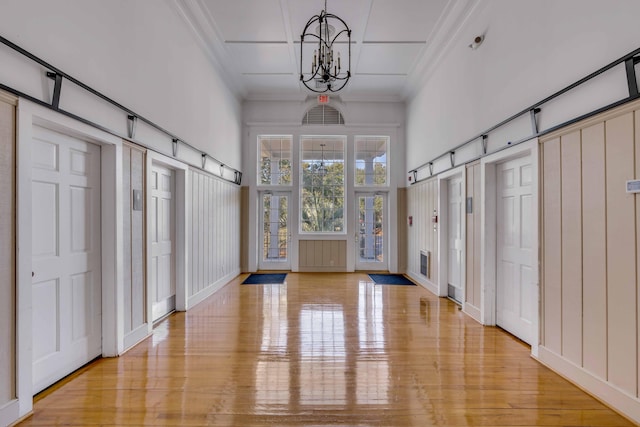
[
  {"left": 406, "top": 271, "right": 439, "bottom": 295},
  {"left": 187, "top": 269, "right": 240, "bottom": 309},
  {"left": 122, "top": 323, "right": 151, "bottom": 353},
  {"left": 463, "top": 302, "right": 481, "bottom": 323},
  {"left": 536, "top": 346, "right": 640, "bottom": 424}
]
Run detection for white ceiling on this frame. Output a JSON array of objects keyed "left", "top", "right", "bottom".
[{"left": 174, "top": 0, "right": 477, "bottom": 102}]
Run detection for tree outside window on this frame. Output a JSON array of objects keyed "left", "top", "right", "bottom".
[{"left": 300, "top": 136, "right": 345, "bottom": 233}]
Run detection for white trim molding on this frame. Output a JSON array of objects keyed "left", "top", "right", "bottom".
[
  {"left": 437, "top": 165, "right": 467, "bottom": 300},
  {"left": 536, "top": 346, "right": 640, "bottom": 424},
  {"left": 480, "top": 138, "right": 540, "bottom": 356},
  {"left": 146, "top": 151, "right": 189, "bottom": 313},
  {"left": 16, "top": 99, "right": 123, "bottom": 420}
]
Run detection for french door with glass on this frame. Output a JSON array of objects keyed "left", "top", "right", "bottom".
[
  {"left": 260, "top": 191, "right": 291, "bottom": 270},
  {"left": 355, "top": 193, "right": 387, "bottom": 270}
]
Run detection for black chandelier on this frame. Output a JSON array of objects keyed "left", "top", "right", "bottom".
[{"left": 299, "top": 0, "right": 351, "bottom": 93}]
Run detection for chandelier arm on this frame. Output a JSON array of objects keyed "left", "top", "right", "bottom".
[
  {"left": 329, "top": 30, "right": 351, "bottom": 46},
  {"left": 323, "top": 13, "right": 350, "bottom": 31},
  {"left": 301, "top": 33, "right": 322, "bottom": 41},
  {"left": 301, "top": 61, "right": 324, "bottom": 82},
  {"left": 301, "top": 68, "right": 324, "bottom": 84},
  {"left": 300, "top": 24, "right": 323, "bottom": 83},
  {"left": 301, "top": 14, "right": 323, "bottom": 34},
  {"left": 301, "top": 53, "right": 325, "bottom": 83}
]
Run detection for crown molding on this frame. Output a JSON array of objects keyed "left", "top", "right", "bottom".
[
  {"left": 168, "top": 0, "right": 247, "bottom": 101},
  {"left": 403, "top": 0, "right": 483, "bottom": 101}
]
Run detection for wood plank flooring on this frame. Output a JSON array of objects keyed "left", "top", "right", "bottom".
[{"left": 19, "top": 273, "right": 634, "bottom": 426}]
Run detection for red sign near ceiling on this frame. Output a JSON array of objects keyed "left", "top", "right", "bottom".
[{"left": 317, "top": 94, "right": 330, "bottom": 104}]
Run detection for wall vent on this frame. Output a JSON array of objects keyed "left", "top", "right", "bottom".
[
  {"left": 420, "top": 250, "right": 430, "bottom": 278},
  {"left": 302, "top": 105, "right": 345, "bottom": 125}
]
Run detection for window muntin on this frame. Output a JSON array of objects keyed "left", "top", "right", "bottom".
[
  {"left": 355, "top": 136, "right": 388, "bottom": 186},
  {"left": 258, "top": 136, "right": 292, "bottom": 186},
  {"left": 300, "top": 136, "right": 345, "bottom": 233}
]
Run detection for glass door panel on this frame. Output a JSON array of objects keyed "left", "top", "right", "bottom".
[
  {"left": 261, "top": 192, "right": 290, "bottom": 270},
  {"left": 355, "top": 194, "right": 387, "bottom": 270}
]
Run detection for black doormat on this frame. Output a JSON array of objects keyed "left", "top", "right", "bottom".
[
  {"left": 368, "top": 274, "right": 416, "bottom": 286},
  {"left": 242, "top": 273, "right": 287, "bottom": 285}
]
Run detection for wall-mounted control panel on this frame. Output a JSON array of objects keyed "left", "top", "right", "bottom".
[{"left": 626, "top": 180, "right": 640, "bottom": 193}]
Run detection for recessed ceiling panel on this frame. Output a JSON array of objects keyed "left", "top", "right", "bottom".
[
  {"left": 348, "top": 74, "right": 406, "bottom": 96},
  {"left": 227, "top": 43, "right": 293, "bottom": 74},
  {"left": 243, "top": 74, "right": 301, "bottom": 97},
  {"left": 201, "top": 0, "right": 287, "bottom": 41},
  {"left": 356, "top": 43, "right": 424, "bottom": 75},
  {"left": 364, "top": 0, "right": 449, "bottom": 42}
]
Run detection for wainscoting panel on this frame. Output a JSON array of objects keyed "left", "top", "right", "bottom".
[
  {"left": 298, "top": 240, "right": 347, "bottom": 271},
  {"left": 405, "top": 178, "right": 439, "bottom": 294},
  {"left": 539, "top": 99, "right": 640, "bottom": 423},
  {"left": 122, "top": 143, "right": 147, "bottom": 349},
  {"left": 187, "top": 169, "right": 241, "bottom": 307},
  {"left": 464, "top": 162, "right": 481, "bottom": 321},
  {"left": 0, "top": 91, "right": 16, "bottom": 411},
  {"left": 397, "top": 188, "right": 408, "bottom": 274}
]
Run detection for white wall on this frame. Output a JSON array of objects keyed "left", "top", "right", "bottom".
[
  {"left": 0, "top": 0, "right": 242, "bottom": 170},
  {"left": 406, "top": 0, "right": 640, "bottom": 173}
]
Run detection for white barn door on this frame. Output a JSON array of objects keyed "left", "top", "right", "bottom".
[
  {"left": 496, "top": 156, "right": 535, "bottom": 344},
  {"left": 31, "top": 126, "right": 102, "bottom": 393},
  {"left": 150, "top": 164, "right": 176, "bottom": 321}
]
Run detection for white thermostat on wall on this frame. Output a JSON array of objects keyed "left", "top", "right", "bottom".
[{"left": 626, "top": 180, "right": 640, "bottom": 193}]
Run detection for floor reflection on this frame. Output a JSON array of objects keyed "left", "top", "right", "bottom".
[
  {"left": 356, "top": 282, "right": 389, "bottom": 405},
  {"left": 358, "top": 282, "right": 386, "bottom": 353},
  {"left": 260, "top": 284, "right": 288, "bottom": 353},
  {"left": 21, "top": 273, "right": 635, "bottom": 427},
  {"left": 256, "top": 285, "right": 290, "bottom": 407},
  {"left": 254, "top": 280, "right": 391, "bottom": 412},
  {"left": 300, "top": 304, "right": 346, "bottom": 406}
]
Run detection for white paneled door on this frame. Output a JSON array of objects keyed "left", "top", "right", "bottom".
[
  {"left": 447, "top": 177, "right": 463, "bottom": 302},
  {"left": 496, "top": 156, "right": 535, "bottom": 344},
  {"left": 260, "top": 192, "right": 290, "bottom": 270},
  {"left": 150, "top": 164, "right": 176, "bottom": 321},
  {"left": 31, "top": 126, "right": 102, "bottom": 393}
]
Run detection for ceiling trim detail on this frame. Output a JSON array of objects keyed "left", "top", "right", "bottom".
[{"left": 170, "top": 0, "right": 477, "bottom": 103}]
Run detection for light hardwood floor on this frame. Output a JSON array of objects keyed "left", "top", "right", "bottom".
[{"left": 19, "top": 273, "right": 634, "bottom": 426}]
